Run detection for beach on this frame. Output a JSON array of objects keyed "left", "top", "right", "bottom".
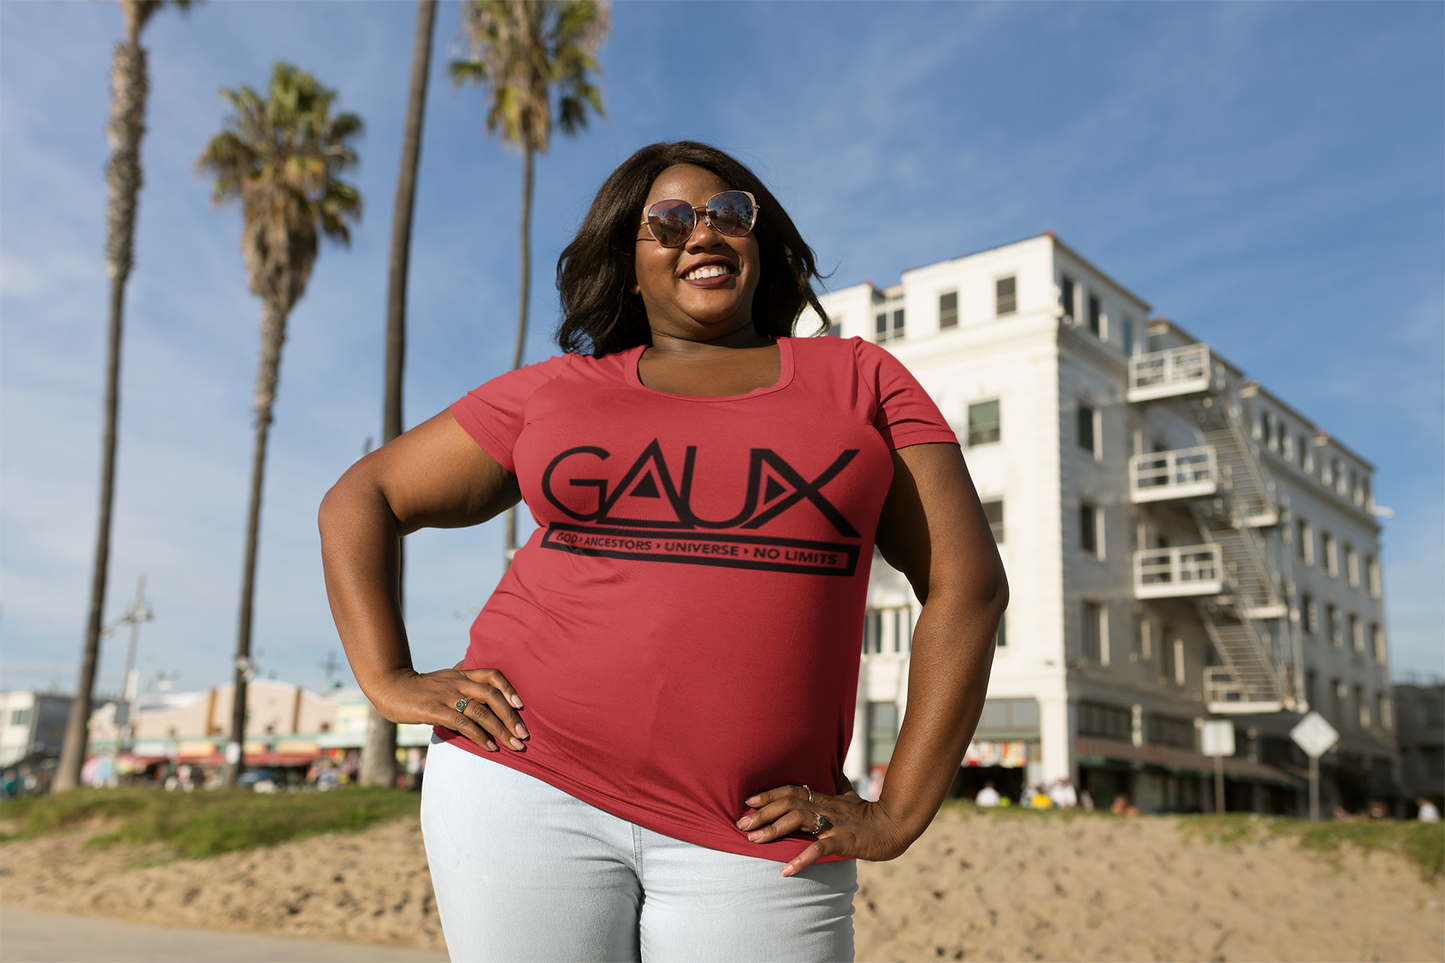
[{"left": 1, "top": 806, "right": 1439, "bottom": 962}]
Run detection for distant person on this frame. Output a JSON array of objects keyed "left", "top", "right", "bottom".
[
  {"left": 975, "top": 781, "right": 1001, "bottom": 807},
  {"left": 1049, "top": 778, "right": 1077, "bottom": 810},
  {"left": 1029, "top": 785, "right": 1054, "bottom": 809},
  {"left": 1418, "top": 797, "right": 1441, "bottom": 823},
  {"left": 1079, "top": 789, "right": 1095, "bottom": 811},
  {"left": 1109, "top": 794, "right": 1139, "bottom": 816},
  {"left": 1333, "top": 805, "right": 1351, "bottom": 820},
  {"left": 320, "top": 141, "right": 1008, "bottom": 962}
]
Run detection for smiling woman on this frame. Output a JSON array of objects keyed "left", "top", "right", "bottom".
[{"left": 319, "top": 140, "right": 1007, "bottom": 962}]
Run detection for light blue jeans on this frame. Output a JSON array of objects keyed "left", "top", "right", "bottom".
[{"left": 420, "top": 738, "right": 856, "bottom": 962}]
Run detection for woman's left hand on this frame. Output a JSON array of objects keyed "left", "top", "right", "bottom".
[{"left": 736, "top": 784, "right": 911, "bottom": 877}]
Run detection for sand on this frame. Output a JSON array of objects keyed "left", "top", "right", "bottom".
[{"left": 1, "top": 806, "right": 1439, "bottom": 962}]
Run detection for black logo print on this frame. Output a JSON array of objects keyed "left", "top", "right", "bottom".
[{"left": 537, "top": 441, "right": 862, "bottom": 576}]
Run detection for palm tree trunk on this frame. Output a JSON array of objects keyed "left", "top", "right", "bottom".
[
  {"left": 54, "top": 35, "right": 149, "bottom": 793},
  {"left": 359, "top": 0, "right": 435, "bottom": 790},
  {"left": 224, "top": 298, "right": 287, "bottom": 787},
  {"left": 502, "top": 145, "right": 534, "bottom": 566}
]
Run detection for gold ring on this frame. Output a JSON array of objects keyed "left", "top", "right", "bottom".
[{"left": 805, "top": 785, "right": 813, "bottom": 803}]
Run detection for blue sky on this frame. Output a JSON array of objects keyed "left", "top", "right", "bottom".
[{"left": 1, "top": 1, "right": 1440, "bottom": 698}]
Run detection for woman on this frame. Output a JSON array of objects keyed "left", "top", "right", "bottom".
[{"left": 320, "top": 141, "right": 1006, "bottom": 962}]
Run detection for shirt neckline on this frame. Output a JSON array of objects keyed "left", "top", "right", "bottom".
[{"left": 624, "top": 336, "right": 795, "bottom": 403}]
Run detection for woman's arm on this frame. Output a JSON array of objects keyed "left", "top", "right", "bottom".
[
  {"left": 318, "top": 410, "right": 531, "bottom": 753},
  {"left": 737, "top": 442, "right": 1007, "bottom": 874}
]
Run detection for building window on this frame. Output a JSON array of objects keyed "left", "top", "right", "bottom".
[
  {"left": 1377, "top": 692, "right": 1392, "bottom": 729},
  {"left": 1300, "top": 593, "right": 1316, "bottom": 635},
  {"left": 1147, "top": 715, "right": 1196, "bottom": 749},
  {"left": 1087, "top": 294, "right": 1102, "bottom": 336},
  {"left": 1078, "top": 701, "right": 1131, "bottom": 740},
  {"left": 894, "top": 608, "right": 911, "bottom": 653},
  {"left": 1321, "top": 456, "right": 1333, "bottom": 486},
  {"left": 1079, "top": 503, "right": 1099, "bottom": 555},
  {"left": 1372, "top": 623, "right": 1386, "bottom": 665},
  {"left": 9, "top": 708, "right": 31, "bottom": 727},
  {"left": 995, "top": 275, "right": 1016, "bottom": 316},
  {"left": 1121, "top": 316, "right": 1135, "bottom": 356},
  {"left": 1334, "top": 460, "right": 1346, "bottom": 496},
  {"left": 1346, "top": 546, "right": 1360, "bottom": 588},
  {"left": 1367, "top": 556, "right": 1381, "bottom": 598},
  {"left": 1327, "top": 604, "right": 1342, "bottom": 647},
  {"left": 1173, "top": 638, "right": 1185, "bottom": 686},
  {"left": 1082, "top": 601, "right": 1107, "bottom": 664},
  {"left": 1356, "top": 686, "right": 1370, "bottom": 728},
  {"left": 875, "top": 308, "right": 905, "bottom": 344},
  {"left": 967, "top": 400, "right": 1001, "bottom": 446},
  {"left": 1296, "top": 518, "right": 1313, "bottom": 565},
  {"left": 1282, "top": 433, "right": 1294, "bottom": 462},
  {"left": 1135, "top": 618, "right": 1152, "bottom": 661},
  {"left": 981, "top": 499, "right": 1004, "bottom": 543},
  {"left": 1077, "top": 403, "right": 1097, "bottom": 456},
  {"left": 1350, "top": 613, "right": 1364, "bottom": 653},
  {"left": 1331, "top": 677, "right": 1344, "bottom": 722},
  {"left": 1322, "top": 532, "right": 1338, "bottom": 576},
  {"left": 867, "top": 702, "right": 899, "bottom": 767},
  {"left": 1059, "top": 274, "right": 1076, "bottom": 322},
  {"left": 863, "top": 610, "right": 884, "bottom": 654},
  {"left": 939, "top": 291, "right": 958, "bottom": 329},
  {"left": 1298, "top": 435, "right": 1309, "bottom": 469}
]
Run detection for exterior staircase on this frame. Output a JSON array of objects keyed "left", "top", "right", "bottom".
[{"left": 1128, "top": 343, "right": 1296, "bottom": 714}]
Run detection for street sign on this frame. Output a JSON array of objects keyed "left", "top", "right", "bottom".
[
  {"left": 1290, "top": 711, "right": 1339, "bottom": 759},
  {"left": 1291, "top": 711, "right": 1339, "bottom": 822},
  {"left": 1200, "top": 721, "right": 1235, "bottom": 757}
]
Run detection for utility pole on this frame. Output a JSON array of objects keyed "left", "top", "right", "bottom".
[{"left": 115, "top": 573, "right": 153, "bottom": 707}]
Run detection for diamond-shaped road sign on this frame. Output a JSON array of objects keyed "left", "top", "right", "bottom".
[{"left": 1290, "top": 711, "right": 1339, "bottom": 759}]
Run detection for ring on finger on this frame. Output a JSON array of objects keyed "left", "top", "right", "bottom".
[
  {"left": 804, "top": 785, "right": 813, "bottom": 803},
  {"left": 811, "top": 812, "right": 826, "bottom": 835},
  {"left": 454, "top": 698, "right": 470, "bottom": 713}
]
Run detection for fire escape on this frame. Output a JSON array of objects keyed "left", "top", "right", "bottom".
[{"left": 1127, "top": 342, "right": 1297, "bottom": 715}]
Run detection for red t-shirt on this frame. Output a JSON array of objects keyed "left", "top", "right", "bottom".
[{"left": 442, "top": 335, "right": 956, "bottom": 863}]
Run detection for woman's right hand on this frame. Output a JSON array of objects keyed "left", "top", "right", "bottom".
[{"left": 370, "top": 665, "right": 527, "bottom": 753}]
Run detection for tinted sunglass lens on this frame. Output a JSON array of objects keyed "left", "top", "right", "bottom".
[
  {"left": 707, "top": 192, "right": 754, "bottom": 236},
  {"left": 647, "top": 199, "right": 695, "bottom": 247}
]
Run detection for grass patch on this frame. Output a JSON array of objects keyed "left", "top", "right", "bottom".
[
  {"left": 0, "top": 787, "right": 420, "bottom": 860},
  {"left": 1178, "top": 812, "right": 1445, "bottom": 882}
]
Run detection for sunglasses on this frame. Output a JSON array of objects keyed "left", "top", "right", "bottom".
[{"left": 639, "top": 190, "right": 760, "bottom": 248}]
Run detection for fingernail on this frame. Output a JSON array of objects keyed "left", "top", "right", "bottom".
[
  {"left": 745, "top": 796, "right": 761, "bottom": 806},
  {"left": 515, "top": 724, "right": 529, "bottom": 739},
  {"left": 736, "top": 817, "right": 751, "bottom": 830},
  {"left": 509, "top": 738, "right": 524, "bottom": 750},
  {"left": 511, "top": 695, "right": 524, "bottom": 709},
  {"left": 747, "top": 832, "right": 762, "bottom": 842},
  {"left": 485, "top": 740, "right": 497, "bottom": 752},
  {"left": 781, "top": 865, "right": 795, "bottom": 877}
]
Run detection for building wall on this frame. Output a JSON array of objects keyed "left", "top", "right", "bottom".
[{"left": 812, "top": 233, "right": 1397, "bottom": 811}]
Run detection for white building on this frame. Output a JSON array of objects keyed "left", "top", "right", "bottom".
[
  {"left": 816, "top": 233, "right": 1396, "bottom": 813},
  {"left": 0, "top": 690, "right": 71, "bottom": 770}
]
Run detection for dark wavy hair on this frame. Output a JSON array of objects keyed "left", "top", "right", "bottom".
[{"left": 555, "top": 141, "right": 828, "bottom": 356}]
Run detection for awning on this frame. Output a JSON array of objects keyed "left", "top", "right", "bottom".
[{"left": 1076, "top": 736, "right": 1302, "bottom": 787}]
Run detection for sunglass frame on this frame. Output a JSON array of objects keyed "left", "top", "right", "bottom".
[{"left": 639, "top": 190, "right": 760, "bottom": 248}]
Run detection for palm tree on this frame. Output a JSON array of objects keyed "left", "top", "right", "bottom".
[
  {"left": 55, "top": 0, "right": 194, "bottom": 794},
  {"left": 198, "top": 62, "right": 363, "bottom": 787},
  {"left": 451, "top": 0, "right": 609, "bottom": 562},
  {"left": 359, "top": 0, "right": 437, "bottom": 790}
]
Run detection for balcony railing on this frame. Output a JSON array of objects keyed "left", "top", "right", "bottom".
[
  {"left": 1128, "top": 344, "right": 1212, "bottom": 402},
  {"left": 1129, "top": 446, "right": 1219, "bottom": 503},
  {"left": 1134, "top": 545, "right": 1223, "bottom": 599},
  {"left": 1203, "top": 667, "right": 1284, "bottom": 715}
]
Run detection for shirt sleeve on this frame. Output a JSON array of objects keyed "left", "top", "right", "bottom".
[
  {"left": 449, "top": 356, "right": 570, "bottom": 473},
  {"left": 852, "top": 338, "right": 959, "bottom": 450}
]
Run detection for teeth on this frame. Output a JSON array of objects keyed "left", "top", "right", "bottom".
[{"left": 685, "top": 264, "right": 732, "bottom": 280}]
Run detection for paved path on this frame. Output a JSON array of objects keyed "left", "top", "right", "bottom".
[{"left": 0, "top": 908, "right": 449, "bottom": 963}]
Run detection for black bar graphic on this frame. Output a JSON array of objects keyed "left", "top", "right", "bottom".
[{"left": 540, "top": 523, "right": 860, "bottom": 576}]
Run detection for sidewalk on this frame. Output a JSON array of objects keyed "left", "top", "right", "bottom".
[{"left": 0, "top": 907, "right": 449, "bottom": 963}]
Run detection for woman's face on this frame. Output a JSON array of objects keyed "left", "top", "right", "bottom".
[{"left": 631, "top": 164, "right": 762, "bottom": 345}]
